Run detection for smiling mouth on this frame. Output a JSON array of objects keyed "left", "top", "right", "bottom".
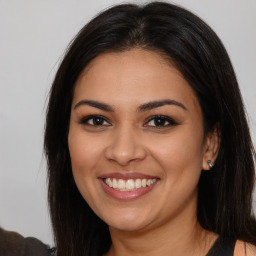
[{"left": 103, "top": 178, "right": 158, "bottom": 191}]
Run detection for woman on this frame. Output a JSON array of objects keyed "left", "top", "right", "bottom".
[{"left": 44, "top": 2, "right": 256, "bottom": 256}]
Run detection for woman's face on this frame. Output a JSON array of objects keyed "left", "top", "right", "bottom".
[{"left": 68, "top": 49, "right": 216, "bottom": 232}]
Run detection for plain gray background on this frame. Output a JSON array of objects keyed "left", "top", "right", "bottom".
[{"left": 0, "top": 0, "right": 255, "bottom": 246}]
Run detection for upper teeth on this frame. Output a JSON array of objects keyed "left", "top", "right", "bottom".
[{"left": 104, "top": 178, "right": 157, "bottom": 191}]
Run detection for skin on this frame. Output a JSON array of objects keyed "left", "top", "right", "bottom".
[
  {"left": 68, "top": 48, "right": 220, "bottom": 256},
  {"left": 235, "top": 241, "right": 256, "bottom": 256}
]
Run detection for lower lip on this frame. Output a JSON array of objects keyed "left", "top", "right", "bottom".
[{"left": 99, "top": 179, "right": 158, "bottom": 201}]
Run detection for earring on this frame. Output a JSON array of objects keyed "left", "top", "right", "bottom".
[{"left": 207, "top": 160, "right": 214, "bottom": 169}]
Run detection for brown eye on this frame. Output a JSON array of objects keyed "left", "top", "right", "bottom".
[
  {"left": 79, "top": 115, "right": 111, "bottom": 126},
  {"left": 90, "top": 116, "right": 105, "bottom": 125},
  {"left": 145, "top": 115, "right": 178, "bottom": 128}
]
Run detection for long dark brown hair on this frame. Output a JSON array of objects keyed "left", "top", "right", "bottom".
[{"left": 44, "top": 2, "right": 256, "bottom": 255}]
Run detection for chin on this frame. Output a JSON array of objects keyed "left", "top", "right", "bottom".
[
  {"left": 109, "top": 221, "right": 147, "bottom": 232},
  {"left": 102, "top": 212, "right": 153, "bottom": 232}
]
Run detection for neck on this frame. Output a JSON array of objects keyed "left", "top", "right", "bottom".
[{"left": 105, "top": 206, "right": 217, "bottom": 256}]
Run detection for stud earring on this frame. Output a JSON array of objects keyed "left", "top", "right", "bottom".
[{"left": 207, "top": 160, "right": 214, "bottom": 169}]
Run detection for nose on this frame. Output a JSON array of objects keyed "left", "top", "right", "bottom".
[{"left": 104, "top": 127, "right": 147, "bottom": 166}]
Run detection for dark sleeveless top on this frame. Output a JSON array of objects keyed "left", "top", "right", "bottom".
[
  {"left": 47, "top": 237, "right": 237, "bottom": 256},
  {"left": 206, "top": 237, "right": 236, "bottom": 256}
]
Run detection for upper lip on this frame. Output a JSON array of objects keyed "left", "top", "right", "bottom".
[{"left": 98, "top": 172, "right": 159, "bottom": 180}]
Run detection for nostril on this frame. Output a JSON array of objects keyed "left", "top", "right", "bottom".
[{"left": 104, "top": 144, "right": 147, "bottom": 165}]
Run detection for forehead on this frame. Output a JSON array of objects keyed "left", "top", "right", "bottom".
[{"left": 73, "top": 48, "right": 199, "bottom": 111}]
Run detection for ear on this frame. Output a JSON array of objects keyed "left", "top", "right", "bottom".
[{"left": 202, "top": 125, "right": 220, "bottom": 170}]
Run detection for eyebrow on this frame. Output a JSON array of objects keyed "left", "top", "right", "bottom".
[
  {"left": 74, "top": 100, "right": 114, "bottom": 112},
  {"left": 138, "top": 99, "right": 187, "bottom": 112},
  {"left": 74, "top": 99, "right": 187, "bottom": 112}
]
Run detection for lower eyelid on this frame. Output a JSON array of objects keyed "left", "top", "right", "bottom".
[
  {"left": 147, "top": 120, "right": 170, "bottom": 126},
  {"left": 145, "top": 116, "right": 178, "bottom": 127},
  {"left": 78, "top": 115, "right": 107, "bottom": 124}
]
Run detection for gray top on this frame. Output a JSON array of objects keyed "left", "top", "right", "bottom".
[{"left": 0, "top": 227, "right": 50, "bottom": 256}]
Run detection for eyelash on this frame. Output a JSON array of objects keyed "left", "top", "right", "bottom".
[
  {"left": 78, "top": 115, "right": 179, "bottom": 128},
  {"left": 79, "top": 115, "right": 111, "bottom": 126},
  {"left": 144, "top": 115, "right": 179, "bottom": 128}
]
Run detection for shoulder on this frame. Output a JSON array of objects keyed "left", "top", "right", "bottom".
[
  {"left": 234, "top": 240, "right": 256, "bottom": 256},
  {"left": 0, "top": 227, "right": 50, "bottom": 256},
  {"left": 24, "top": 236, "right": 51, "bottom": 255}
]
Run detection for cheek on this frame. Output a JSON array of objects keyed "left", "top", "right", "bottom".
[
  {"left": 148, "top": 128, "right": 204, "bottom": 180},
  {"left": 68, "top": 130, "right": 103, "bottom": 175},
  {"left": 68, "top": 130, "right": 105, "bottom": 209}
]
